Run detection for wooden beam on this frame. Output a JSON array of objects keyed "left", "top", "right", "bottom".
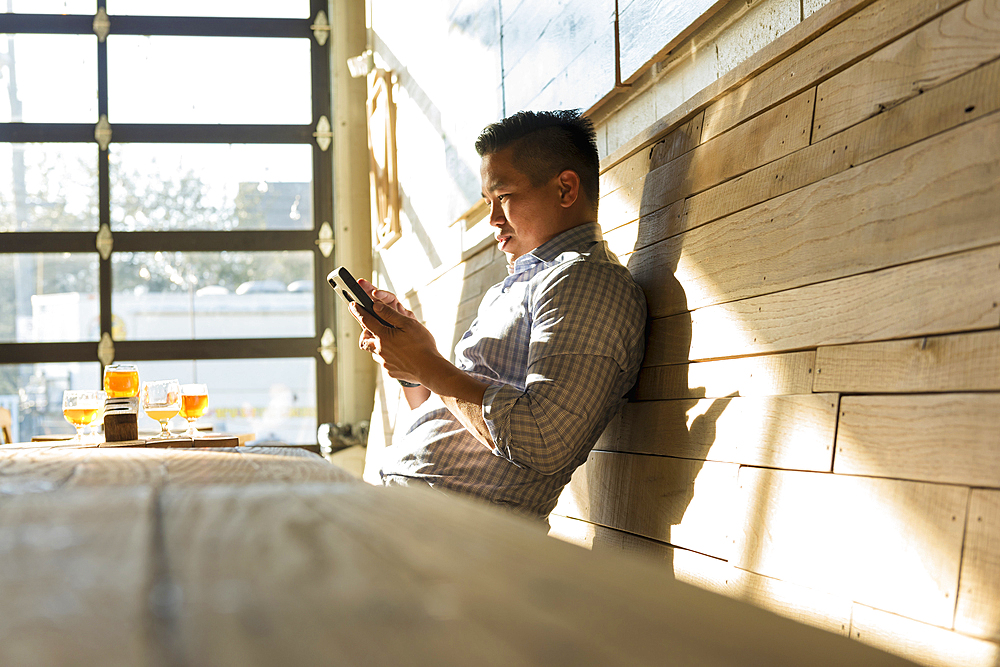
[{"left": 0, "top": 487, "right": 154, "bottom": 665}]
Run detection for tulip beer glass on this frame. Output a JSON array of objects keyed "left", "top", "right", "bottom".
[
  {"left": 142, "top": 379, "right": 181, "bottom": 438},
  {"left": 180, "top": 383, "right": 209, "bottom": 437},
  {"left": 63, "top": 389, "right": 105, "bottom": 442}
]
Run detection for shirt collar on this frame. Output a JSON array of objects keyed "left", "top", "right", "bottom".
[{"left": 510, "top": 222, "right": 603, "bottom": 273}]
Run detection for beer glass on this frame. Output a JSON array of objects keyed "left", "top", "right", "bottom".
[
  {"left": 142, "top": 379, "right": 181, "bottom": 438},
  {"left": 103, "top": 363, "right": 140, "bottom": 398},
  {"left": 180, "top": 383, "right": 209, "bottom": 437},
  {"left": 63, "top": 389, "right": 105, "bottom": 443}
]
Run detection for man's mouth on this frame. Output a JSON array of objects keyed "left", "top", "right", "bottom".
[{"left": 496, "top": 234, "right": 511, "bottom": 249}]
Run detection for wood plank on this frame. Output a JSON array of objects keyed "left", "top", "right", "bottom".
[
  {"left": 702, "top": 0, "right": 966, "bottom": 141},
  {"left": 835, "top": 394, "right": 1000, "bottom": 486},
  {"left": 955, "top": 490, "right": 1000, "bottom": 641},
  {"left": 546, "top": 514, "right": 737, "bottom": 596},
  {"left": 813, "top": 0, "right": 1000, "bottom": 142},
  {"left": 852, "top": 602, "right": 1000, "bottom": 667},
  {"left": 734, "top": 467, "right": 967, "bottom": 627},
  {"left": 618, "top": 89, "right": 815, "bottom": 227},
  {"left": 600, "top": 111, "right": 705, "bottom": 196},
  {"left": 645, "top": 246, "right": 1000, "bottom": 362},
  {"left": 155, "top": 482, "right": 918, "bottom": 666},
  {"left": 814, "top": 330, "right": 1000, "bottom": 393},
  {"left": 0, "top": 487, "right": 155, "bottom": 666},
  {"left": 618, "top": 0, "right": 727, "bottom": 83},
  {"left": 600, "top": 0, "right": 882, "bottom": 170},
  {"left": 634, "top": 350, "right": 816, "bottom": 400},
  {"left": 725, "top": 566, "right": 854, "bottom": 638},
  {"left": 547, "top": 513, "right": 854, "bottom": 637},
  {"left": 236, "top": 449, "right": 357, "bottom": 484},
  {"left": 599, "top": 394, "right": 837, "bottom": 471},
  {"left": 631, "top": 110, "right": 1000, "bottom": 318},
  {"left": 553, "top": 450, "right": 738, "bottom": 559},
  {"left": 0, "top": 447, "right": 85, "bottom": 493},
  {"left": 686, "top": 54, "right": 1000, "bottom": 230},
  {"left": 66, "top": 449, "right": 168, "bottom": 487}
]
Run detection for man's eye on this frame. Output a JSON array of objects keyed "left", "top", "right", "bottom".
[{"left": 496, "top": 194, "right": 507, "bottom": 202}]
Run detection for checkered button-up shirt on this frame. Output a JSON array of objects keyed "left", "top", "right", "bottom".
[{"left": 380, "top": 222, "right": 647, "bottom": 521}]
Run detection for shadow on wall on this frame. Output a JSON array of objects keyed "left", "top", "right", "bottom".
[{"left": 574, "top": 135, "right": 739, "bottom": 579}]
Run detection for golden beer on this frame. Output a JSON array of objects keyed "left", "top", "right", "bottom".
[{"left": 104, "top": 364, "right": 140, "bottom": 398}]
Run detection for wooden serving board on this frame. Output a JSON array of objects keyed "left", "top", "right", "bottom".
[{"left": 99, "top": 435, "right": 241, "bottom": 449}]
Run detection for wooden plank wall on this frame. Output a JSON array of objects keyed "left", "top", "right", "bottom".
[{"left": 550, "top": 0, "right": 1000, "bottom": 665}]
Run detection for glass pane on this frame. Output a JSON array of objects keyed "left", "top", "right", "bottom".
[
  {"left": 3, "top": 1, "right": 95, "bottom": 15},
  {"left": 110, "top": 144, "right": 312, "bottom": 231},
  {"left": 106, "top": 0, "right": 308, "bottom": 18},
  {"left": 131, "top": 358, "right": 316, "bottom": 445},
  {"left": 0, "top": 35, "right": 97, "bottom": 123},
  {"left": 0, "top": 362, "right": 102, "bottom": 443},
  {"left": 107, "top": 36, "right": 311, "bottom": 124},
  {"left": 0, "top": 144, "right": 99, "bottom": 232},
  {"left": 111, "top": 251, "right": 315, "bottom": 340},
  {"left": 0, "top": 253, "right": 100, "bottom": 343}
]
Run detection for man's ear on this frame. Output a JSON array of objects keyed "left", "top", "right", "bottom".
[{"left": 556, "top": 170, "right": 581, "bottom": 208}]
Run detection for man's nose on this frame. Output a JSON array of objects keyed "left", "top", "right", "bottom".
[{"left": 489, "top": 200, "right": 506, "bottom": 225}]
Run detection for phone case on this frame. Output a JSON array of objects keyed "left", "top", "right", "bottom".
[{"left": 327, "top": 266, "right": 394, "bottom": 328}]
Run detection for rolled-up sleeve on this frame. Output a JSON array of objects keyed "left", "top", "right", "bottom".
[{"left": 483, "top": 354, "right": 627, "bottom": 473}]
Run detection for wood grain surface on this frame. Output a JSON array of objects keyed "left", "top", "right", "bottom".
[
  {"left": 634, "top": 350, "right": 816, "bottom": 400},
  {"left": 644, "top": 245, "right": 1000, "bottom": 362},
  {"left": 814, "top": 330, "right": 1000, "bottom": 393},
  {"left": 686, "top": 55, "right": 1000, "bottom": 231},
  {"left": 631, "top": 110, "right": 1000, "bottom": 318},
  {"left": 956, "top": 490, "right": 1000, "bottom": 641},
  {"left": 701, "top": 0, "right": 965, "bottom": 140},
  {"left": 598, "top": 393, "right": 838, "bottom": 471},
  {"left": 0, "top": 446, "right": 922, "bottom": 665},
  {"left": 835, "top": 394, "right": 1000, "bottom": 486},
  {"left": 813, "top": 0, "right": 1000, "bottom": 142},
  {"left": 735, "top": 467, "right": 967, "bottom": 628}
]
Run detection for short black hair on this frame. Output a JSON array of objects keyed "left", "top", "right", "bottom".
[{"left": 475, "top": 109, "right": 600, "bottom": 211}]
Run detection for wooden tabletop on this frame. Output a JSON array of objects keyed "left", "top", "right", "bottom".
[{"left": 0, "top": 446, "right": 917, "bottom": 666}]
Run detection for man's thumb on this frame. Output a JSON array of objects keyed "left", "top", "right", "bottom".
[{"left": 372, "top": 300, "right": 403, "bottom": 326}]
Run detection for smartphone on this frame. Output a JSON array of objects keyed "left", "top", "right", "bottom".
[
  {"left": 327, "top": 266, "right": 394, "bottom": 329},
  {"left": 327, "top": 266, "right": 420, "bottom": 387}
]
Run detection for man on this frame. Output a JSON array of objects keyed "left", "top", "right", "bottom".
[{"left": 351, "top": 109, "right": 646, "bottom": 523}]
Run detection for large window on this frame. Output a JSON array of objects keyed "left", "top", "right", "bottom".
[{"left": 0, "top": 2, "right": 336, "bottom": 445}]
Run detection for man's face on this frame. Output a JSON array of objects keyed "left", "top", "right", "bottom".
[{"left": 480, "top": 148, "right": 567, "bottom": 265}]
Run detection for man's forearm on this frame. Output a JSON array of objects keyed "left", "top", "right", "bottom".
[{"left": 420, "top": 357, "right": 495, "bottom": 448}]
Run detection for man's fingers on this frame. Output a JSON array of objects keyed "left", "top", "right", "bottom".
[
  {"left": 371, "top": 300, "right": 407, "bottom": 328},
  {"left": 349, "top": 301, "right": 384, "bottom": 332}
]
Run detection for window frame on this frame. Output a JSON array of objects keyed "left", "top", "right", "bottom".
[{"left": 0, "top": 0, "right": 339, "bottom": 441}]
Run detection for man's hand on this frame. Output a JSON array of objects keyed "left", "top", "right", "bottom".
[
  {"left": 349, "top": 284, "right": 441, "bottom": 388},
  {"left": 351, "top": 280, "right": 494, "bottom": 447}
]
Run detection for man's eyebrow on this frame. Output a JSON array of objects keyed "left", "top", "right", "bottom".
[{"left": 482, "top": 179, "right": 508, "bottom": 195}]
